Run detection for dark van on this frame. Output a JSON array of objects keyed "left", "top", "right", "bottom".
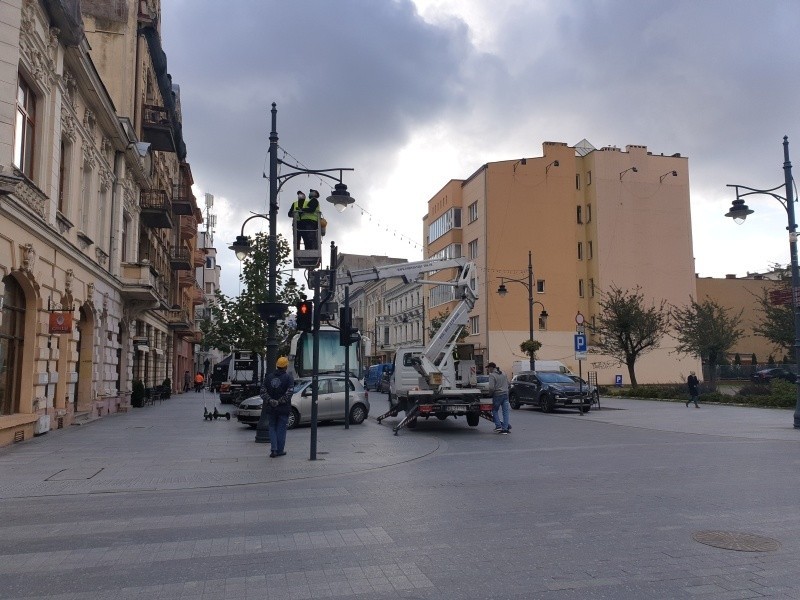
[{"left": 364, "top": 363, "right": 391, "bottom": 391}]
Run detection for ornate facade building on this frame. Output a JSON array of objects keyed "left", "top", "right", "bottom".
[{"left": 0, "top": 0, "right": 202, "bottom": 446}]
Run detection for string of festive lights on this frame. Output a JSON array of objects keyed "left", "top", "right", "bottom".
[{"left": 269, "top": 145, "right": 534, "bottom": 275}]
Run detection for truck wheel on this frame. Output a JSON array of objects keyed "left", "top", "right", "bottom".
[
  {"left": 349, "top": 404, "right": 367, "bottom": 424},
  {"left": 466, "top": 413, "right": 480, "bottom": 426},
  {"left": 509, "top": 395, "right": 520, "bottom": 410},
  {"left": 287, "top": 407, "right": 300, "bottom": 430}
]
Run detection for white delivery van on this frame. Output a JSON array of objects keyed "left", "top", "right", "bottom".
[{"left": 511, "top": 360, "right": 572, "bottom": 377}]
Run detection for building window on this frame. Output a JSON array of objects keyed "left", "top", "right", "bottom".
[
  {"left": 430, "top": 284, "right": 455, "bottom": 307},
  {"left": 469, "top": 315, "right": 479, "bottom": 335},
  {"left": 0, "top": 275, "right": 25, "bottom": 415},
  {"left": 538, "top": 313, "right": 547, "bottom": 330},
  {"left": 97, "top": 185, "right": 109, "bottom": 249},
  {"left": 578, "top": 279, "right": 584, "bottom": 298},
  {"left": 536, "top": 279, "right": 545, "bottom": 293},
  {"left": 205, "top": 282, "right": 214, "bottom": 294},
  {"left": 587, "top": 171, "right": 592, "bottom": 185},
  {"left": 576, "top": 205, "right": 582, "bottom": 224},
  {"left": 468, "top": 239, "right": 478, "bottom": 260},
  {"left": 80, "top": 163, "right": 93, "bottom": 233},
  {"left": 431, "top": 243, "right": 461, "bottom": 260},
  {"left": 428, "top": 208, "right": 462, "bottom": 243},
  {"left": 588, "top": 240, "right": 593, "bottom": 259},
  {"left": 589, "top": 278, "right": 595, "bottom": 297},
  {"left": 58, "top": 140, "right": 71, "bottom": 214},
  {"left": 587, "top": 204, "right": 592, "bottom": 222},
  {"left": 577, "top": 242, "right": 583, "bottom": 260},
  {"left": 575, "top": 174, "right": 581, "bottom": 190},
  {"left": 14, "top": 76, "right": 36, "bottom": 178},
  {"left": 468, "top": 201, "right": 478, "bottom": 223},
  {"left": 206, "top": 257, "right": 215, "bottom": 269}
]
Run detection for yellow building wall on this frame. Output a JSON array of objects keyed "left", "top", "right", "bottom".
[{"left": 696, "top": 276, "right": 784, "bottom": 363}]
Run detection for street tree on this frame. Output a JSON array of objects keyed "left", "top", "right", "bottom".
[
  {"left": 200, "top": 232, "right": 302, "bottom": 355},
  {"left": 671, "top": 298, "right": 744, "bottom": 390},
  {"left": 428, "top": 308, "right": 469, "bottom": 342},
  {"left": 753, "top": 279, "right": 794, "bottom": 361},
  {"left": 590, "top": 285, "right": 669, "bottom": 387}
]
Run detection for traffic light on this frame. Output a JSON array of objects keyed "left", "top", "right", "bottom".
[
  {"left": 339, "top": 306, "right": 360, "bottom": 346},
  {"left": 296, "top": 300, "right": 313, "bottom": 331}
]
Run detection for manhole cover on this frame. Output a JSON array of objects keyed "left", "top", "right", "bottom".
[{"left": 692, "top": 531, "right": 780, "bottom": 552}]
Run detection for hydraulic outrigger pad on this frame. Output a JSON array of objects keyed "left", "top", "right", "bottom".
[{"left": 376, "top": 404, "right": 419, "bottom": 435}]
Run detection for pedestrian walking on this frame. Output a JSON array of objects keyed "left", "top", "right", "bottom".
[
  {"left": 486, "top": 362, "right": 511, "bottom": 434},
  {"left": 194, "top": 372, "right": 204, "bottom": 392},
  {"left": 261, "top": 356, "right": 295, "bottom": 458},
  {"left": 686, "top": 371, "right": 700, "bottom": 408},
  {"left": 183, "top": 370, "right": 190, "bottom": 392}
]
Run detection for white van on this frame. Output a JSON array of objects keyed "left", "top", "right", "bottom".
[{"left": 511, "top": 360, "right": 571, "bottom": 377}]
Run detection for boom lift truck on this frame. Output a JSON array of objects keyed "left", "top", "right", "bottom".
[{"left": 338, "top": 257, "right": 493, "bottom": 434}]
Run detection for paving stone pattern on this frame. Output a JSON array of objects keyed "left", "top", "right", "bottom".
[{"left": 0, "top": 392, "right": 799, "bottom": 599}]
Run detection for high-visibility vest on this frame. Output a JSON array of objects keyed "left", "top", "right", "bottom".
[{"left": 291, "top": 199, "right": 319, "bottom": 222}]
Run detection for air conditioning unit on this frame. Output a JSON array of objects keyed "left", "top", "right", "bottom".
[{"left": 34, "top": 415, "right": 50, "bottom": 435}]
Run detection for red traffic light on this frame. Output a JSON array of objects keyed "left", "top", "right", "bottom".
[{"left": 296, "top": 300, "right": 313, "bottom": 331}]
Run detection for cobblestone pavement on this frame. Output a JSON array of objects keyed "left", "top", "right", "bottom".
[{"left": 0, "top": 391, "right": 799, "bottom": 599}]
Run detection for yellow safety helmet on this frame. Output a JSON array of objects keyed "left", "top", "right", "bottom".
[{"left": 276, "top": 356, "right": 289, "bottom": 369}]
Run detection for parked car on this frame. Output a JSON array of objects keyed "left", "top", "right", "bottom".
[
  {"left": 476, "top": 375, "right": 493, "bottom": 397},
  {"left": 751, "top": 367, "right": 797, "bottom": 383},
  {"left": 566, "top": 374, "right": 600, "bottom": 405},
  {"left": 235, "top": 375, "right": 370, "bottom": 429},
  {"left": 364, "top": 363, "right": 392, "bottom": 391},
  {"left": 508, "top": 370, "right": 593, "bottom": 413}
]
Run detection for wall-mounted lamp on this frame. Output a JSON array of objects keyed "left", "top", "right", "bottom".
[
  {"left": 659, "top": 170, "right": 678, "bottom": 183},
  {"left": 512, "top": 158, "right": 528, "bottom": 173},
  {"left": 545, "top": 160, "right": 560, "bottom": 175},
  {"left": 619, "top": 167, "right": 638, "bottom": 180}
]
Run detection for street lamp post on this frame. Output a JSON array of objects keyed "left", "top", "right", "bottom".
[
  {"left": 497, "top": 250, "right": 548, "bottom": 371},
  {"left": 725, "top": 135, "right": 800, "bottom": 429},
  {"left": 229, "top": 103, "right": 355, "bottom": 444}
]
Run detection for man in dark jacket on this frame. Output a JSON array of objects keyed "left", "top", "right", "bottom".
[
  {"left": 261, "top": 356, "right": 295, "bottom": 457},
  {"left": 686, "top": 371, "right": 700, "bottom": 408}
]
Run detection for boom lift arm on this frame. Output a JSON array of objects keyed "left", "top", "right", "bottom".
[{"left": 339, "top": 257, "right": 479, "bottom": 384}]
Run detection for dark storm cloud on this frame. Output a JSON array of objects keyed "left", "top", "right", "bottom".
[
  {"left": 162, "top": 0, "right": 478, "bottom": 208},
  {"left": 161, "top": 0, "right": 800, "bottom": 292}
]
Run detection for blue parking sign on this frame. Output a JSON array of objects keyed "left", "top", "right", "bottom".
[
  {"left": 574, "top": 334, "right": 587, "bottom": 352},
  {"left": 615, "top": 375, "right": 623, "bottom": 386}
]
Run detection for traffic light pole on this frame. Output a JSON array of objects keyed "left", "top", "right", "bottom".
[
  {"left": 344, "top": 285, "right": 350, "bottom": 430},
  {"left": 310, "top": 270, "right": 321, "bottom": 460}
]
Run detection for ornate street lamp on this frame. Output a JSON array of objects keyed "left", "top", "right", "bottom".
[
  {"left": 725, "top": 135, "right": 800, "bottom": 429},
  {"left": 497, "top": 250, "right": 549, "bottom": 371},
  {"left": 229, "top": 103, "right": 355, "bottom": 445}
]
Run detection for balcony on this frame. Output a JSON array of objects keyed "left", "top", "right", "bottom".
[
  {"left": 119, "top": 262, "right": 160, "bottom": 306},
  {"left": 140, "top": 189, "right": 173, "bottom": 229},
  {"left": 179, "top": 214, "right": 197, "bottom": 239},
  {"left": 177, "top": 271, "right": 195, "bottom": 289},
  {"left": 172, "top": 183, "right": 195, "bottom": 216},
  {"left": 190, "top": 282, "right": 205, "bottom": 305},
  {"left": 141, "top": 104, "right": 176, "bottom": 153},
  {"left": 169, "top": 247, "right": 192, "bottom": 271},
  {"left": 193, "top": 248, "right": 206, "bottom": 268},
  {"left": 166, "top": 307, "right": 192, "bottom": 333}
]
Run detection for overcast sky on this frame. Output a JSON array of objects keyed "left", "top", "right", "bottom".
[{"left": 160, "top": 0, "right": 800, "bottom": 297}]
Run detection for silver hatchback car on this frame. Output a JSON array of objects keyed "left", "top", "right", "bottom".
[{"left": 235, "top": 375, "right": 370, "bottom": 429}]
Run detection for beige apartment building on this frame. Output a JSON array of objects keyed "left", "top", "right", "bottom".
[
  {"left": 423, "top": 140, "right": 702, "bottom": 385},
  {"left": 0, "top": 0, "right": 202, "bottom": 446},
  {"left": 696, "top": 272, "right": 788, "bottom": 364}
]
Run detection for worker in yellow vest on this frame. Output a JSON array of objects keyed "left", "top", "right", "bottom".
[{"left": 287, "top": 190, "right": 320, "bottom": 249}]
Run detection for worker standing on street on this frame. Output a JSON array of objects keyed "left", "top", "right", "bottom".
[{"left": 287, "top": 189, "right": 320, "bottom": 250}]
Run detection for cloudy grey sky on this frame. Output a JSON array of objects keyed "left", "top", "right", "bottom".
[{"left": 160, "top": 0, "right": 800, "bottom": 297}]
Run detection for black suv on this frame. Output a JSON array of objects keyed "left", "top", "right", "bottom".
[{"left": 509, "top": 371, "right": 593, "bottom": 413}]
